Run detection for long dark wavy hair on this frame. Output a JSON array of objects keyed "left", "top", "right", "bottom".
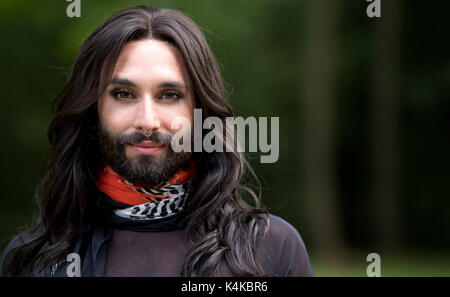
[{"left": 2, "top": 5, "right": 269, "bottom": 277}]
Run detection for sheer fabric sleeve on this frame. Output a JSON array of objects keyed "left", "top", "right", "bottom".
[{"left": 258, "top": 215, "right": 314, "bottom": 277}]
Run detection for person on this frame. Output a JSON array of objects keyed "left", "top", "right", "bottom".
[{"left": 0, "top": 5, "right": 313, "bottom": 277}]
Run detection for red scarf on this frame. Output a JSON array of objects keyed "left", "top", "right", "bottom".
[{"left": 96, "top": 161, "right": 197, "bottom": 206}]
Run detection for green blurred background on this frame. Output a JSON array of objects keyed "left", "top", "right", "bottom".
[{"left": 1, "top": 0, "right": 449, "bottom": 276}]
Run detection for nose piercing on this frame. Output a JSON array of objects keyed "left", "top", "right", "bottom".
[{"left": 143, "top": 129, "right": 153, "bottom": 137}]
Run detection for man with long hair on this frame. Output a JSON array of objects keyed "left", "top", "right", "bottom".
[{"left": 0, "top": 5, "right": 313, "bottom": 277}]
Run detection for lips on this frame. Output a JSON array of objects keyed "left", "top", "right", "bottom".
[
  {"left": 128, "top": 141, "right": 165, "bottom": 154},
  {"left": 130, "top": 140, "right": 164, "bottom": 148}
]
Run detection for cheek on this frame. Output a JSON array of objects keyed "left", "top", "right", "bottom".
[
  {"left": 98, "top": 97, "right": 133, "bottom": 134},
  {"left": 164, "top": 101, "right": 195, "bottom": 134}
]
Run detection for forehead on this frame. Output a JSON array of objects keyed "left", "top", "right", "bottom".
[{"left": 110, "top": 39, "right": 190, "bottom": 87}]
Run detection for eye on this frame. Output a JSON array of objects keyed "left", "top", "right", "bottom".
[
  {"left": 110, "top": 88, "right": 136, "bottom": 100},
  {"left": 160, "top": 91, "right": 184, "bottom": 100}
]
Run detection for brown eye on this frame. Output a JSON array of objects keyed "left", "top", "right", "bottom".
[
  {"left": 110, "top": 89, "right": 136, "bottom": 100},
  {"left": 160, "top": 91, "right": 184, "bottom": 100}
]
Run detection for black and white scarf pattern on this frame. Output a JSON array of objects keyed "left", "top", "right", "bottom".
[{"left": 113, "top": 181, "right": 192, "bottom": 220}]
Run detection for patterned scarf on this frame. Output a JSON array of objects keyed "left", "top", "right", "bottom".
[
  {"left": 96, "top": 161, "right": 197, "bottom": 221},
  {"left": 49, "top": 162, "right": 197, "bottom": 277}
]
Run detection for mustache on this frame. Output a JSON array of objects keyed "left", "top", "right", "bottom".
[{"left": 117, "top": 131, "right": 172, "bottom": 146}]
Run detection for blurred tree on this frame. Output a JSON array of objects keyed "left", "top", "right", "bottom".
[
  {"left": 369, "top": 0, "right": 404, "bottom": 250},
  {"left": 302, "top": 0, "right": 346, "bottom": 261}
]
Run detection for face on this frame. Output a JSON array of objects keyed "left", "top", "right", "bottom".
[{"left": 97, "top": 39, "right": 194, "bottom": 185}]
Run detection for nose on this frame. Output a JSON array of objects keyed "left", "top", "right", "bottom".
[{"left": 134, "top": 96, "right": 161, "bottom": 134}]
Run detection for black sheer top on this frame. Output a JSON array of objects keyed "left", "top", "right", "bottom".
[{"left": 0, "top": 194, "right": 313, "bottom": 277}]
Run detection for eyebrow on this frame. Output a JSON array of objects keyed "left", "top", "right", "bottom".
[
  {"left": 109, "top": 77, "right": 188, "bottom": 90},
  {"left": 109, "top": 77, "right": 137, "bottom": 87}
]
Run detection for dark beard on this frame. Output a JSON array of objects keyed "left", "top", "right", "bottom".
[{"left": 97, "top": 124, "right": 192, "bottom": 186}]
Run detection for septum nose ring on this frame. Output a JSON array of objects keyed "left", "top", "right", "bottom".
[{"left": 143, "top": 129, "right": 153, "bottom": 137}]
